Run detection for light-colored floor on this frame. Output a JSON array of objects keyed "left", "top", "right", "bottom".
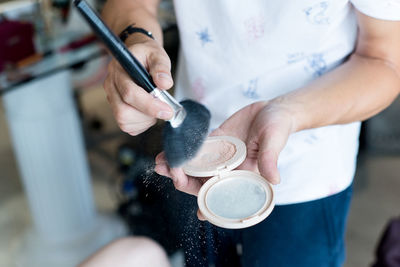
[{"left": 0, "top": 85, "right": 399, "bottom": 267}]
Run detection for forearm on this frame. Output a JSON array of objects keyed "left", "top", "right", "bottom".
[
  {"left": 278, "top": 54, "right": 400, "bottom": 132},
  {"left": 101, "top": 0, "right": 163, "bottom": 45},
  {"left": 277, "top": 12, "right": 400, "bottom": 133}
]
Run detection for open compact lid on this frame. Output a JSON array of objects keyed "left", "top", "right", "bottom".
[
  {"left": 197, "top": 170, "right": 275, "bottom": 229},
  {"left": 183, "top": 136, "right": 275, "bottom": 229},
  {"left": 182, "top": 136, "right": 247, "bottom": 177}
]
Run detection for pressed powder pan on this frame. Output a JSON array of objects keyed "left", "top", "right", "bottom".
[{"left": 183, "top": 136, "right": 275, "bottom": 229}]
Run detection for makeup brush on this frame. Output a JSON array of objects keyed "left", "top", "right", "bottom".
[{"left": 74, "top": 0, "right": 210, "bottom": 167}]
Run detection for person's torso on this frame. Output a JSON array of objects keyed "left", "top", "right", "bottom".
[{"left": 173, "top": 0, "right": 359, "bottom": 204}]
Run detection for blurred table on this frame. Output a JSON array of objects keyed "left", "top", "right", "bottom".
[{"left": 0, "top": 39, "right": 103, "bottom": 93}]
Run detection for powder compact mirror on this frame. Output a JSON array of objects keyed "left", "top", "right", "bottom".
[{"left": 183, "top": 136, "right": 275, "bottom": 229}]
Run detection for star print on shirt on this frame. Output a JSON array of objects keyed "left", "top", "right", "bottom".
[
  {"left": 242, "top": 79, "right": 259, "bottom": 99},
  {"left": 304, "top": 1, "right": 330, "bottom": 25},
  {"left": 304, "top": 134, "right": 319, "bottom": 145},
  {"left": 244, "top": 15, "right": 265, "bottom": 43},
  {"left": 196, "top": 28, "right": 212, "bottom": 46},
  {"left": 306, "top": 53, "right": 327, "bottom": 77}
]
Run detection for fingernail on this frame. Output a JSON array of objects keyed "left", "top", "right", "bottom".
[
  {"left": 154, "top": 99, "right": 173, "bottom": 120},
  {"left": 272, "top": 176, "right": 281, "bottom": 185},
  {"left": 157, "top": 110, "right": 174, "bottom": 120},
  {"left": 157, "top": 73, "right": 173, "bottom": 86}
]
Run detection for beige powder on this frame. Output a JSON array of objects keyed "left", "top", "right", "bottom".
[{"left": 186, "top": 139, "right": 236, "bottom": 170}]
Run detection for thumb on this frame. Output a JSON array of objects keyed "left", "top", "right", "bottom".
[
  {"left": 247, "top": 125, "right": 289, "bottom": 185},
  {"left": 257, "top": 139, "right": 281, "bottom": 185},
  {"left": 197, "top": 209, "right": 206, "bottom": 221},
  {"left": 148, "top": 53, "right": 174, "bottom": 90}
]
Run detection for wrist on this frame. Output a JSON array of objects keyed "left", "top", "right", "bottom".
[
  {"left": 124, "top": 32, "right": 157, "bottom": 47},
  {"left": 120, "top": 24, "right": 156, "bottom": 42},
  {"left": 266, "top": 96, "right": 305, "bottom": 133}
]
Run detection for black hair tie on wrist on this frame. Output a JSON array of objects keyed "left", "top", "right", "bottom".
[{"left": 119, "top": 24, "right": 155, "bottom": 43}]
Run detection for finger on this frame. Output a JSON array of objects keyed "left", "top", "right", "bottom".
[
  {"left": 155, "top": 152, "right": 167, "bottom": 164},
  {"left": 104, "top": 75, "right": 149, "bottom": 123},
  {"left": 197, "top": 209, "right": 206, "bottom": 221},
  {"left": 156, "top": 154, "right": 204, "bottom": 196},
  {"left": 170, "top": 168, "right": 203, "bottom": 196},
  {"left": 111, "top": 62, "right": 173, "bottom": 120},
  {"left": 247, "top": 127, "right": 287, "bottom": 185},
  {"left": 147, "top": 53, "right": 173, "bottom": 90},
  {"left": 154, "top": 162, "right": 172, "bottom": 178},
  {"left": 122, "top": 120, "right": 157, "bottom": 136},
  {"left": 257, "top": 144, "right": 281, "bottom": 185},
  {"left": 238, "top": 156, "right": 259, "bottom": 173},
  {"left": 155, "top": 152, "right": 172, "bottom": 177},
  {"left": 209, "top": 127, "right": 226, "bottom": 137},
  {"left": 213, "top": 102, "right": 265, "bottom": 140},
  {"left": 104, "top": 77, "right": 157, "bottom": 133}
]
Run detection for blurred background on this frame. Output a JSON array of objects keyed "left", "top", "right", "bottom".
[{"left": 0, "top": 0, "right": 399, "bottom": 266}]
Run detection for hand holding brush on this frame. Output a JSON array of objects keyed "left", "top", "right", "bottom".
[{"left": 74, "top": 0, "right": 210, "bottom": 167}]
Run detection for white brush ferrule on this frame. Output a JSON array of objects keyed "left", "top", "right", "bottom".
[{"left": 151, "top": 88, "right": 186, "bottom": 128}]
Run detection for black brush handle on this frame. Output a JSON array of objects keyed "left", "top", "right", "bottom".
[{"left": 74, "top": 0, "right": 156, "bottom": 93}]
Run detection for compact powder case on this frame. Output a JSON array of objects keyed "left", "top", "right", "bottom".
[{"left": 183, "top": 136, "right": 275, "bottom": 229}]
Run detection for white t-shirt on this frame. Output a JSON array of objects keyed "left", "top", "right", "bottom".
[{"left": 172, "top": 0, "right": 400, "bottom": 205}]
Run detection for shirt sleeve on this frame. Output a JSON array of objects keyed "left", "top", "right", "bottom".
[{"left": 350, "top": 0, "right": 400, "bottom": 21}]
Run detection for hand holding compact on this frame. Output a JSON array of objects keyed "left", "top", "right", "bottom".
[
  {"left": 155, "top": 101, "right": 291, "bottom": 227},
  {"left": 221, "top": 101, "right": 295, "bottom": 185},
  {"left": 155, "top": 100, "right": 295, "bottom": 192}
]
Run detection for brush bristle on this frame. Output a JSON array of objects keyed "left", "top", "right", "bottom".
[{"left": 163, "top": 100, "right": 211, "bottom": 167}]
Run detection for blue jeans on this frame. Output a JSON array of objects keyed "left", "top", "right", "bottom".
[{"left": 183, "top": 185, "right": 353, "bottom": 267}]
